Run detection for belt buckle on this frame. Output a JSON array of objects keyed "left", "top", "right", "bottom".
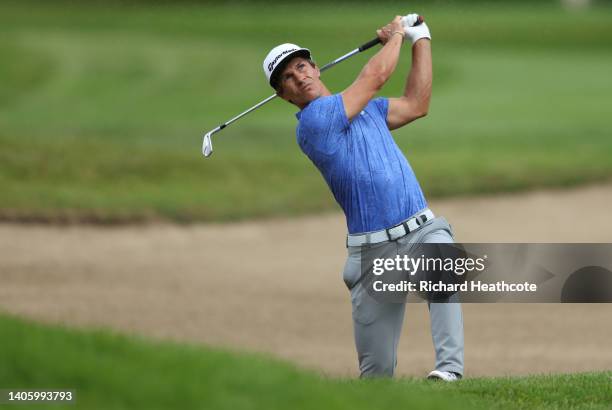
[{"left": 385, "top": 224, "right": 405, "bottom": 242}]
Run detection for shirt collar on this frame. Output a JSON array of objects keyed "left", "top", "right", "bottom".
[{"left": 295, "top": 96, "right": 321, "bottom": 120}]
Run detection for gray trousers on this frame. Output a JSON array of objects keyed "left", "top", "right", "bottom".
[{"left": 342, "top": 217, "right": 464, "bottom": 378}]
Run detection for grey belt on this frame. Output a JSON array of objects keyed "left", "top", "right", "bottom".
[{"left": 346, "top": 209, "right": 435, "bottom": 247}]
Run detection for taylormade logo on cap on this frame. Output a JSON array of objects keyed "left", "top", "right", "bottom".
[
  {"left": 263, "top": 43, "right": 311, "bottom": 88},
  {"left": 268, "top": 48, "right": 297, "bottom": 72}
]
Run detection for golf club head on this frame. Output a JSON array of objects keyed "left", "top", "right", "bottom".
[{"left": 202, "top": 131, "right": 213, "bottom": 157}]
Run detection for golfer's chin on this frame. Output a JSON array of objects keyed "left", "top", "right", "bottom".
[{"left": 297, "top": 89, "right": 321, "bottom": 105}]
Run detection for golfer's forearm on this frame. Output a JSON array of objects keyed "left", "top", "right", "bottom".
[
  {"left": 361, "top": 34, "right": 403, "bottom": 87},
  {"left": 403, "top": 40, "right": 432, "bottom": 112}
]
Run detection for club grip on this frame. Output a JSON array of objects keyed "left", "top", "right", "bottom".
[
  {"left": 358, "top": 38, "right": 381, "bottom": 52},
  {"left": 357, "top": 15, "right": 424, "bottom": 52}
]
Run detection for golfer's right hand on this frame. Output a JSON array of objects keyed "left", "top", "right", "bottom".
[{"left": 376, "top": 16, "right": 405, "bottom": 45}]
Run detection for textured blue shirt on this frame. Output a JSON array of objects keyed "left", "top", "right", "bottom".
[{"left": 296, "top": 94, "right": 427, "bottom": 234}]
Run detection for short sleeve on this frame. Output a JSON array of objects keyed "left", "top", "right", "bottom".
[
  {"left": 297, "top": 94, "right": 349, "bottom": 157},
  {"left": 371, "top": 97, "right": 389, "bottom": 121}
]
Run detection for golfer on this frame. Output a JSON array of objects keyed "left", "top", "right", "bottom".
[{"left": 263, "top": 15, "right": 464, "bottom": 381}]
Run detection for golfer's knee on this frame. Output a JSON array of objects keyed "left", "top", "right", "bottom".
[{"left": 359, "top": 353, "right": 395, "bottom": 378}]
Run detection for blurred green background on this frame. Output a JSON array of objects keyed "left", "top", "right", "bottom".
[{"left": 1, "top": 0, "right": 611, "bottom": 223}]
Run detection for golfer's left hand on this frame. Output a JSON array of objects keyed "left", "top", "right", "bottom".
[
  {"left": 402, "top": 13, "right": 431, "bottom": 44},
  {"left": 377, "top": 16, "right": 405, "bottom": 45}
]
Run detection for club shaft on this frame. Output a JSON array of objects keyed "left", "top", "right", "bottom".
[
  {"left": 204, "top": 14, "right": 425, "bottom": 140},
  {"left": 214, "top": 93, "right": 278, "bottom": 135},
  {"left": 206, "top": 37, "right": 383, "bottom": 138},
  {"left": 320, "top": 47, "right": 362, "bottom": 72}
]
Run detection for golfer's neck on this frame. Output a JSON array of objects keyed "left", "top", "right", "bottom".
[
  {"left": 319, "top": 82, "right": 332, "bottom": 97},
  {"left": 297, "top": 84, "right": 332, "bottom": 109}
]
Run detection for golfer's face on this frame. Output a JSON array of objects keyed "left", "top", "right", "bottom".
[{"left": 278, "top": 57, "right": 320, "bottom": 105}]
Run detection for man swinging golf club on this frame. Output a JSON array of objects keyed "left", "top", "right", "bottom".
[{"left": 263, "top": 14, "right": 464, "bottom": 380}]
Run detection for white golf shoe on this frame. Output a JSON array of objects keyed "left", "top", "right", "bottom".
[{"left": 427, "top": 370, "right": 461, "bottom": 382}]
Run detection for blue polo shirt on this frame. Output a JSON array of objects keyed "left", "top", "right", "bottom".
[{"left": 296, "top": 93, "right": 427, "bottom": 234}]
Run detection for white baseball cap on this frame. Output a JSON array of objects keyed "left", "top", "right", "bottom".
[{"left": 263, "top": 43, "right": 311, "bottom": 89}]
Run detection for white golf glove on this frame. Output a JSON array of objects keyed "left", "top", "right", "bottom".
[{"left": 402, "top": 13, "right": 431, "bottom": 44}]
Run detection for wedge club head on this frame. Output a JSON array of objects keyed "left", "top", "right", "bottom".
[{"left": 202, "top": 131, "right": 213, "bottom": 157}]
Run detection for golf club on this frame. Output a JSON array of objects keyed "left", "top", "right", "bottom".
[{"left": 202, "top": 15, "right": 424, "bottom": 158}]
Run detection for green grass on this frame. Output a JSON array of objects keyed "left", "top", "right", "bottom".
[
  {"left": 0, "top": 313, "right": 610, "bottom": 410},
  {"left": 1, "top": 1, "right": 612, "bottom": 222}
]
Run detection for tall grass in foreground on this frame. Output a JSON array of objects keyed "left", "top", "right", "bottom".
[{"left": 0, "top": 313, "right": 610, "bottom": 410}]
